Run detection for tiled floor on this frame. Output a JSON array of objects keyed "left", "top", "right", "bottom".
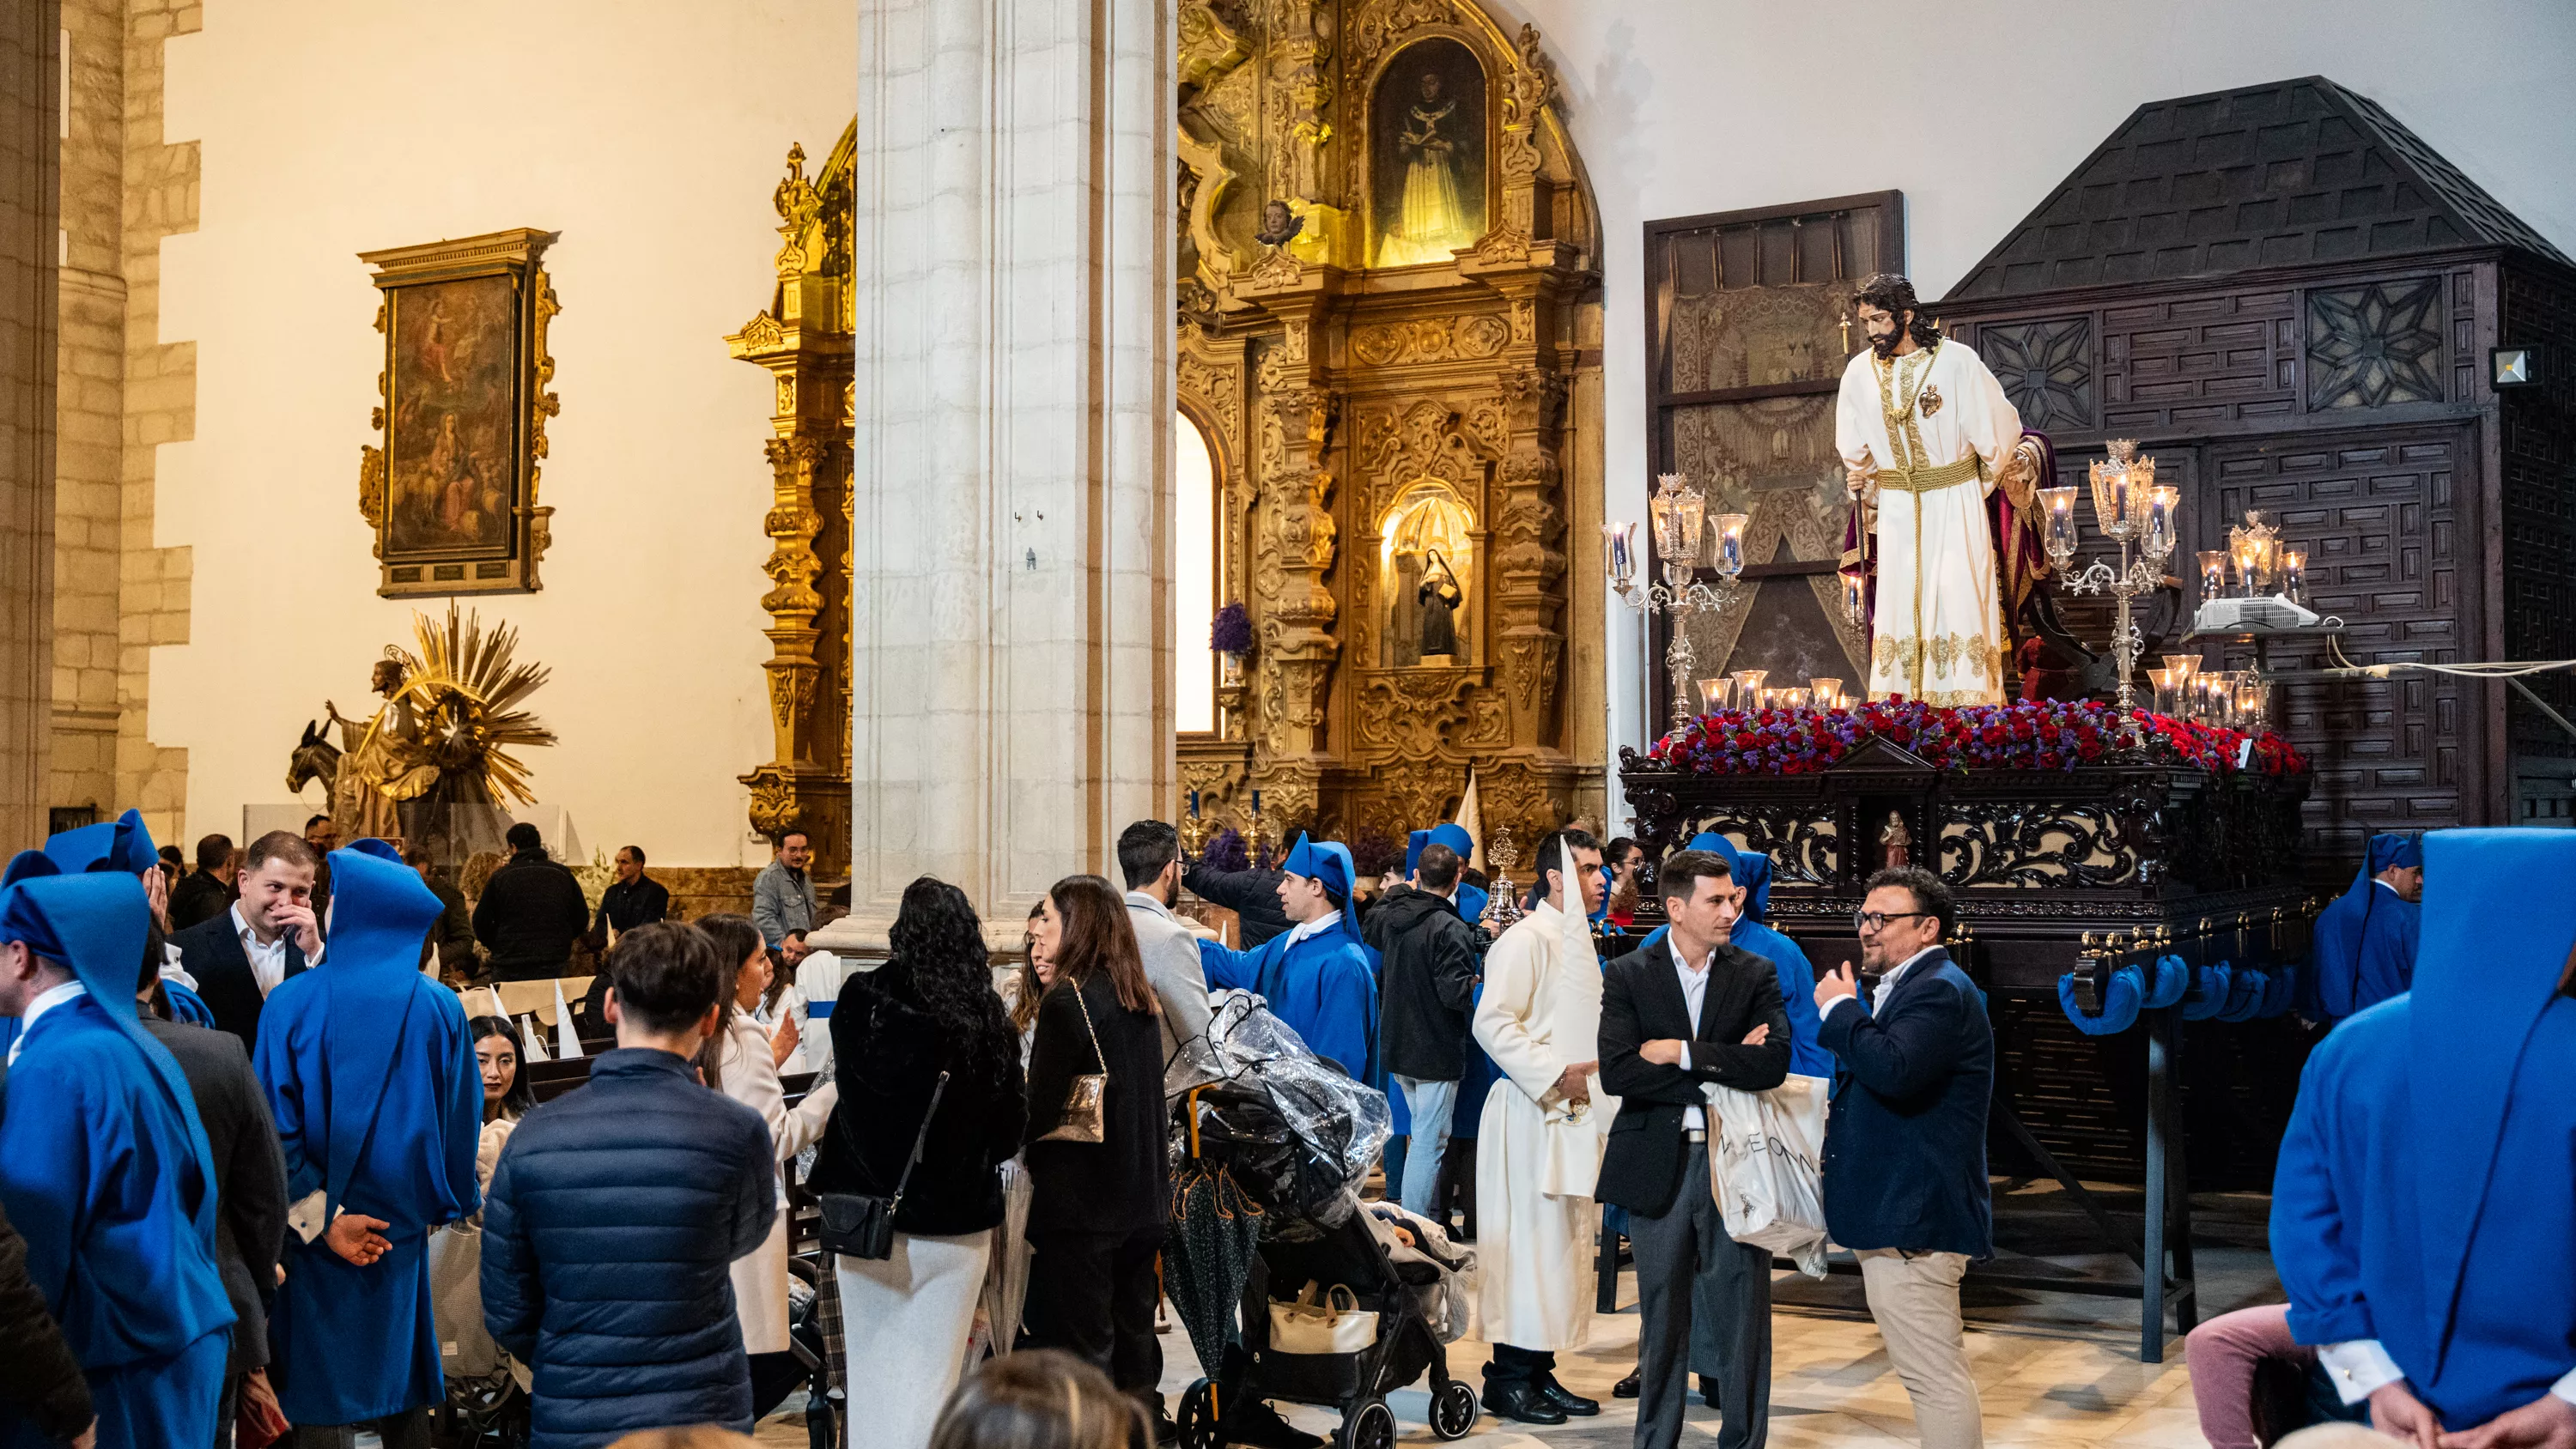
[{"left": 760, "top": 1183, "right": 2267, "bottom": 1448}]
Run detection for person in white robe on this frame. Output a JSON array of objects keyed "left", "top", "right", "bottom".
[
  {"left": 1471, "top": 828, "right": 1616, "bottom": 1425},
  {"left": 1836, "top": 272, "right": 2027, "bottom": 707}
]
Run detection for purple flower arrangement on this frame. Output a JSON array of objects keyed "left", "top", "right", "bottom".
[
  {"left": 1647, "top": 696, "right": 2308, "bottom": 778},
  {"left": 1210, "top": 602, "right": 1254, "bottom": 657}
]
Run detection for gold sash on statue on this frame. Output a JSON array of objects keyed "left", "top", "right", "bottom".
[{"left": 1871, "top": 455, "right": 1984, "bottom": 495}]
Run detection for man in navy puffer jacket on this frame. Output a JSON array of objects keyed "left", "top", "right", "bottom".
[{"left": 482, "top": 921, "right": 775, "bottom": 1448}]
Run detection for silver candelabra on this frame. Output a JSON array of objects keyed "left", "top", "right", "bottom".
[
  {"left": 1606, "top": 474, "right": 1747, "bottom": 731},
  {"left": 2040, "top": 440, "right": 2178, "bottom": 711}
]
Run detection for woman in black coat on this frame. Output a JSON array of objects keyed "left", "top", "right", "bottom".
[
  {"left": 809, "top": 876, "right": 1026, "bottom": 1449},
  {"left": 1020, "top": 873, "right": 1170, "bottom": 1425}
]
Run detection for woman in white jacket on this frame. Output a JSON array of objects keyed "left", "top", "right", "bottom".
[{"left": 696, "top": 912, "right": 838, "bottom": 1402}]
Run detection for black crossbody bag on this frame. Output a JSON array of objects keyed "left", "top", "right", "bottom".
[{"left": 818, "top": 1069, "right": 950, "bottom": 1260}]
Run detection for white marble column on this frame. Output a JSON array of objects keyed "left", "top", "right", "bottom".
[{"left": 828, "top": 0, "right": 1174, "bottom": 950}]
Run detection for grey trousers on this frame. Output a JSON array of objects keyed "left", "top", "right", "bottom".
[{"left": 1628, "top": 1137, "right": 1770, "bottom": 1449}]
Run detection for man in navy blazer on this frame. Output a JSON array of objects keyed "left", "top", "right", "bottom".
[
  {"left": 170, "top": 831, "right": 323, "bottom": 1052},
  {"left": 1814, "top": 865, "right": 1992, "bottom": 1449}
]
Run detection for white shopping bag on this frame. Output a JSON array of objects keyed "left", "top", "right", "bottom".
[{"left": 1705, "top": 1073, "right": 1832, "bottom": 1278}]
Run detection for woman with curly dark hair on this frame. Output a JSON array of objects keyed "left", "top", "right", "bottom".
[
  {"left": 1018, "top": 875, "right": 1170, "bottom": 1433},
  {"left": 810, "top": 877, "right": 1027, "bottom": 1449}
]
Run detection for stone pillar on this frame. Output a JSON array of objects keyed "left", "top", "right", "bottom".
[
  {"left": 828, "top": 0, "right": 1174, "bottom": 949},
  {"left": 0, "top": 3, "right": 59, "bottom": 848}
]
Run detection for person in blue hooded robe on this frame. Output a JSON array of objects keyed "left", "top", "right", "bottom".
[
  {"left": 254, "top": 843, "right": 483, "bottom": 1442},
  {"left": 1196, "top": 834, "right": 1382, "bottom": 1088},
  {"left": 1639, "top": 834, "right": 1829, "bottom": 1078},
  {"left": 2306, "top": 833, "right": 2422, "bottom": 1024},
  {"left": 2272, "top": 828, "right": 2576, "bottom": 1445},
  {"left": 0, "top": 864, "right": 234, "bottom": 1449}
]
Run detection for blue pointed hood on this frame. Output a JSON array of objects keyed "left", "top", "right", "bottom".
[
  {"left": 308, "top": 845, "right": 445, "bottom": 1213},
  {"left": 42, "top": 807, "right": 159, "bottom": 876},
  {"left": 1686, "top": 831, "right": 1775, "bottom": 924},
  {"left": 2409, "top": 828, "right": 2576, "bottom": 1379},
  {"left": 1404, "top": 830, "right": 1431, "bottom": 878},
  {"left": 1282, "top": 833, "right": 1364, "bottom": 944},
  {"left": 0, "top": 865, "right": 220, "bottom": 1240}
]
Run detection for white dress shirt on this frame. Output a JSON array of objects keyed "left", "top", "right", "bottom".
[
  {"left": 234, "top": 902, "right": 318, "bottom": 997},
  {"left": 2316, "top": 1340, "right": 2576, "bottom": 1408},
  {"left": 1671, "top": 940, "right": 1712, "bottom": 1130},
  {"left": 1822, "top": 943, "right": 1941, "bottom": 1022},
  {"left": 6, "top": 980, "right": 86, "bottom": 1064}
]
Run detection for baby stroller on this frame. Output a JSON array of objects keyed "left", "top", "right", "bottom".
[{"left": 1165, "top": 996, "right": 1479, "bottom": 1449}]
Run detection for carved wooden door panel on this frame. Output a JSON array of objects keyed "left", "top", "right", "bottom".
[
  {"left": 2198, "top": 425, "right": 2481, "bottom": 859},
  {"left": 1643, "top": 193, "right": 1904, "bottom": 725}
]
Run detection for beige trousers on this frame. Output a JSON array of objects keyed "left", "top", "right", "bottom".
[{"left": 1856, "top": 1249, "right": 1984, "bottom": 1449}]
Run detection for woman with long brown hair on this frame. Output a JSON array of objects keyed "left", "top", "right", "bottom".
[{"left": 1019, "top": 875, "right": 1170, "bottom": 1432}]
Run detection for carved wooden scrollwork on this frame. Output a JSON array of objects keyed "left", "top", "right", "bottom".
[{"left": 1937, "top": 802, "right": 2142, "bottom": 888}]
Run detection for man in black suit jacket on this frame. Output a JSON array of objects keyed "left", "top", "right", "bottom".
[
  {"left": 1598, "top": 849, "right": 1791, "bottom": 1449},
  {"left": 137, "top": 954, "right": 288, "bottom": 1449},
  {"left": 167, "top": 832, "right": 237, "bottom": 931},
  {"left": 1813, "top": 865, "right": 1993, "bottom": 1449},
  {"left": 171, "top": 829, "right": 324, "bottom": 1052}
]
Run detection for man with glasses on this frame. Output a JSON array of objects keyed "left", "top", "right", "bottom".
[{"left": 1814, "top": 866, "right": 1993, "bottom": 1449}]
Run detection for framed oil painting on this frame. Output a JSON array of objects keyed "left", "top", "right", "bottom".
[
  {"left": 1370, "top": 37, "right": 1487, "bottom": 268},
  {"left": 356, "top": 227, "right": 560, "bottom": 596}
]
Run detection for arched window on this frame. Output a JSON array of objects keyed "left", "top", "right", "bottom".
[{"left": 1176, "top": 411, "right": 1221, "bottom": 735}]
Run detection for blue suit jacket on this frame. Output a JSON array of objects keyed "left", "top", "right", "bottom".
[{"left": 1816, "top": 949, "right": 1993, "bottom": 1258}]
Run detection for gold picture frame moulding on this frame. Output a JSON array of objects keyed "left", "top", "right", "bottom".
[{"left": 356, "top": 227, "right": 561, "bottom": 597}]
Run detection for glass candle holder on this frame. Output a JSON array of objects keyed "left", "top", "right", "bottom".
[
  {"left": 1840, "top": 571, "right": 1868, "bottom": 625},
  {"left": 1697, "top": 676, "right": 1732, "bottom": 714},
  {"left": 2147, "top": 667, "right": 2176, "bottom": 717},
  {"left": 1715, "top": 513, "right": 1748, "bottom": 577},
  {"left": 1808, "top": 677, "right": 1843, "bottom": 710},
  {"left": 1781, "top": 688, "right": 1810, "bottom": 713},
  {"left": 2197, "top": 549, "right": 2228, "bottom": 601},
  {"left": 2145, "top": 485, "right": 2178, "bottom": 559},
  {"left": 1601, "top": 521, "right": 1637, "bottom": 592},
  {"left": 1732, "top": 670, "right": 1768, "bottom": 702},
  {"left": 2161, "top": 652, "right": 2201, "bottom": 689},
  {"left": 2040, "top": 485, "right": 2079, "bottom": 558},
  {"left": 2281, "top": 549, "right": 2306, "bottom": 606},
  {"left": 1650, "top": 474, "right": 1707, "bottom": 567}
]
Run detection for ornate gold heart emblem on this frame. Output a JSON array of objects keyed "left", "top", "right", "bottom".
[{"left": 1917, "top": 384, "right": 1944, "bottom": 419}]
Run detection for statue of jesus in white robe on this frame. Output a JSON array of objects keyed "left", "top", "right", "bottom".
[{"left": 1836, "top": 276, "right": 2026, "bottom": 706}]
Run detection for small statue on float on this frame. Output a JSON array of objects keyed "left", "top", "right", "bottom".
[{"left": 1880, "top": 810, "right": 1912, "bottom": 870}]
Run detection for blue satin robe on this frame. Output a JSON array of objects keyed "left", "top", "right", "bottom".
[
  {"left": 1198, "top": 926, "right": 1382, "bottom": 1088},
  {"left": 254, "top": 968, "right": 483, "bottom": 1424},
  {"left": 0, "top": 995, "right": 234, "bottom": 1449},
  {"left": 2272, "top": 994, "right": 2576, "bottom": 1428},
  {"left": 2310, "top": 882, "right": 2420, "bottom": 1022}
]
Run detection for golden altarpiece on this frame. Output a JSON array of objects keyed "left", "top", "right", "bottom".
[
  {"left": 1173, "top": 0, "right": 1606, "bottom": 849},
  {"left": 729, "top": 0, "right": 1606, "bottom": 865}
]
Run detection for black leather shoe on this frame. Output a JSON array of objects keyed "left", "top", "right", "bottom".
[
  {"left": 1221, "top": 1399, "right": 1324, "bottom": 1449},
  {"left": 1480, "top": 1382, "right": 1567, "bottom": 1425},
  {"left": 1612, "top": 1370, "right": 1641, "bottom": 1399},
  {"left": 1537, "top": 1375, "right": 1601, "bottom": 1416}
]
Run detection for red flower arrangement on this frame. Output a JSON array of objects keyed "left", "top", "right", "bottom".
[{"left": 1645, "top": 696, "right": 2309, "bottom": 779}]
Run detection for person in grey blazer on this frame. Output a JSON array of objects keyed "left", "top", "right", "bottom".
[{"left": 1115, "top": 820, "right": 1212, "bottom": 1064}]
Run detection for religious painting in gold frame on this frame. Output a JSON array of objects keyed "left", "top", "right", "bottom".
[
  {"left": 1369, "top": 38, "right": 1487, "bottom": 268},
  {"left": 1377, "top": 482, "right": 1479, "bottom": 669},
  {"left": 356, "top": 227, "right": 561, "bottom": 597}
]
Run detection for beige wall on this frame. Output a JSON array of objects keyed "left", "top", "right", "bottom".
[
  {"left": 1482, "top": 0, "right": 2576, "bottom": 765},
  {"left": 145, "top": 0, "right": 854, "bottom": 865}
]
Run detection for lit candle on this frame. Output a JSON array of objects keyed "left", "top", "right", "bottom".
[
  {"left": 1697, "top": 677, "right": 1728, "bottom": 714},
  {"left": 1809, "top": 678, "right": 1843, "bottom": 711},
  {"left": 2282, "top": 549, "right": 2306, "bottom": 605},
  {"left": 2147, "top": 667, "right": 2174, "bottom": 717},
  {"left": 1732, "top": 669, "right": 1768, "bottom": 702},
  {"left": 1783, "top": 688, "right": 1810, "bottom": 713},
  {"left": 2108, "top": 464, "right": 2130, "bottom": 532},
  {"left": 1841, "top": 571, "right": 1867, "bottom": 624},
  {"left": 2198, "top": 549, "right": 2227, "bottom": 600}
]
